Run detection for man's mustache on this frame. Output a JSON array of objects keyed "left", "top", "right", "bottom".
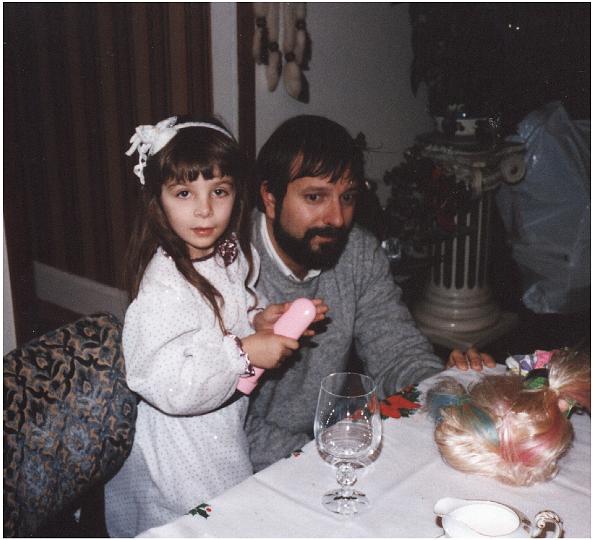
[{"left": 303, "top": 227, "right": 347, "bottom": 241}]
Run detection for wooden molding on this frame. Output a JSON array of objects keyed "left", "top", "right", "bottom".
[{"left": 236, "top": 3, "right": 256, "bottom": 160}]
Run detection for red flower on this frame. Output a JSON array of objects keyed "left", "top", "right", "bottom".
[{"left": 380, "top": 394, "right": 421, "bottom": 419}]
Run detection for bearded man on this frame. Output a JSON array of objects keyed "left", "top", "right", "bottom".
[{"left": 246, "top": 115, "right": 495, "bottom": 472}]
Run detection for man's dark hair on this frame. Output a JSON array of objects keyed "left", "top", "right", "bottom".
[{"left": 255, "top": 115, "right": 365, "bottom": 210}]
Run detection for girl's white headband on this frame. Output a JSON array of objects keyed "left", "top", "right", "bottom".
[{"left": 125, "top": 116, "right": 233, "bottom": 185}]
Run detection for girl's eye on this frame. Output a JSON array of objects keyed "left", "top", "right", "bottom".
[
  {"left": 305, "top": 193, "right": 320, "bottom": 202},
  {"left": 213, "top": 188, "right": 229, "bottom": 197},
  {"left": 176, "top": 190, "right": 191, "bottom": 199}
]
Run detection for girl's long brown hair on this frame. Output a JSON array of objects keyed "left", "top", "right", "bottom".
[{"left": 124, "top": 116, "right": 255, "bottom": 332}]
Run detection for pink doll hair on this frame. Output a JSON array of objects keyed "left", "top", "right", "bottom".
[{"left": 425, "top": 350, "right": 590, "bottom": 486}]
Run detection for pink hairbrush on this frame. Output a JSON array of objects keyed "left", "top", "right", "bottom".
[
  {"left": 273, "top": 297, "right": 316, "bottom": 339},
  {"left": 237, "top": 298, "right": 316, "bottom": 395}
]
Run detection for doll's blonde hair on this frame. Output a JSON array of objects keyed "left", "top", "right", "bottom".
[{"left": 426, "top": 350, "right": 590, "bottom": 486}]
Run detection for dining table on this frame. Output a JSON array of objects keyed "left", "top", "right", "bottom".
[{"left": 139, "top": 365, "right": 591, "bottom": 538}]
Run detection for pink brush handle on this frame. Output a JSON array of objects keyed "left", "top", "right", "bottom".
[
  {"left": 236, "top": 366, "right": 265, "bottom": 395},
  {"left": 237, "top": 298, "right": 316, "bottom": 395},
  {"left": 273, "top": 298, "right": 316, "bottom": 339}
]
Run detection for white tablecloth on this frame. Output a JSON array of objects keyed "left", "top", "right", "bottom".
[{"left": 140, "top": 366, "right": 591, "bottom": 537}]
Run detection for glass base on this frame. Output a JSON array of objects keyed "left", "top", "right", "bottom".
[{"left": 321, "top": 489, "right": 371, "bottom": 515}]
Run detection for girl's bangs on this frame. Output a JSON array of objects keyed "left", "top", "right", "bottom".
[
  {"left": 160, "top": 127, "right": 243, "bottom": 185},
  {"left": 163, "top": 155, "right": 238, "bottom": 185}
]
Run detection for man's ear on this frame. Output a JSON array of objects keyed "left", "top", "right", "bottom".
[{"left": 260, "top": 181, "right": 277, "bottom": 220}]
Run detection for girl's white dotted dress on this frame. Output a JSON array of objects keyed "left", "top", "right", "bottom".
[{"left": 105, "top": 245, "right": 263, "bottom": 537}]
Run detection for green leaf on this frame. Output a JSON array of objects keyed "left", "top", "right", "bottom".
[{"left": 188, "top": 502, "right": 212, "bottom": 519}]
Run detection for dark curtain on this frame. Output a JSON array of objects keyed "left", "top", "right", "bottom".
[{"left": 4, "top": 3, "right": 212, "bottom": 291}]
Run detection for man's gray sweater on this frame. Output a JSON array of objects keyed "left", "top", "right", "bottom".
[{"left": 246, "top": 213, "right": 443, "bottom": 471}]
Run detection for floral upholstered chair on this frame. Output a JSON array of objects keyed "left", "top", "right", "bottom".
[{"left": 3, "top": 312, "right": 137, "bottom": 537}]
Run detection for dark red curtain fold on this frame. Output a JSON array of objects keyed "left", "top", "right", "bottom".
[{"left": 4, "top": 3, "right": 212, "bottom": 342}]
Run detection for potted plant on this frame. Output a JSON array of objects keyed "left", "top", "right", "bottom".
[
  {"left": 409, "top": 4, "right": 504, "bottom": 139},
  {"left": 381, "top": 145, "right": 474, "bottom": 303}
]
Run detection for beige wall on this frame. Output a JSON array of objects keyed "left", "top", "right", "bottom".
[
  {"left": 4, "top": 227, "right": 16, "bottom": 354},
  {"left": 3, "top": 2, "right": 432, "bottom": 327},
  {"left": 253, "top": 3, "right": 432, "bottom": 204}
]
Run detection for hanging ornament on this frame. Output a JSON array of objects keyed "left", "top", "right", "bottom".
[
  {"left": 253, "top": 2, "right": 310, "bottom": 100},
  {"left": 293, "top": 3, "right": 307, "bottom": 66},
  {"left": 265, "top": 3, "right": 281, "bottom": 92},
  {"left": 282, "top": 3, "right": 301, "bottom": 99},
  {"left": 252, "top": 3, "right": 269, "bottom": 65}
]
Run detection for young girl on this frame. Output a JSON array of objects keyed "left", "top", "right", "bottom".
[{"left": 105, "top": 116, "right": 323, "bottom": 537}]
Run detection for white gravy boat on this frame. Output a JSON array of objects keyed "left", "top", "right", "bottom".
[{"left": 434, "top": 497, "right": 562, "bottom": 538}]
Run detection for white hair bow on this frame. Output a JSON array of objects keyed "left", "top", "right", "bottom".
[{"left": 125, "top": 116, "right": 232, "bottom": 185}]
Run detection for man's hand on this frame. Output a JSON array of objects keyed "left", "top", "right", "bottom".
[{"left": 445, "top": 347, "right": 496, "bottom": 371}]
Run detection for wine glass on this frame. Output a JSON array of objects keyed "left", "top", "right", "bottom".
[{"left": 314, "top": 372, "right": 382, "bottom": 515}]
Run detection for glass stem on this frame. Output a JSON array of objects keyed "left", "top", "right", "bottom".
[{"left": 335, "top": 462, "right": 357, "bottom": 497}]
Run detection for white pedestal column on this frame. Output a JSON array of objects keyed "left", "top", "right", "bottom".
[{"left": 412, "top": 138, "right": 525, "bottom": 349}]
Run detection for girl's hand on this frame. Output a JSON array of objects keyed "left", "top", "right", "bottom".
[
  {"left": 253, "top": 298, "right": 329, "bottom": 336},
  {"left": 253, "top": 304, "right": 286, "bottom": 332},
  {"left": 241, "top": 332, "right": 299, "bottom": 369}
]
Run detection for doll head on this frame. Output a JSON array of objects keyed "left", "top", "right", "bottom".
[{"left": 426, "top": 350, "right": 590, "bottom": 486}]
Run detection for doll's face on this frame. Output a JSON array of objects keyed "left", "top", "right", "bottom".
[{"left": 558, "top": 398, "right": 570, "bottom": 413}]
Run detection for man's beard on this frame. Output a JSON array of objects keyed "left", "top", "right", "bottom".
[{"left": 272, "top": 214, "right": 349, "bottom": 271}]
